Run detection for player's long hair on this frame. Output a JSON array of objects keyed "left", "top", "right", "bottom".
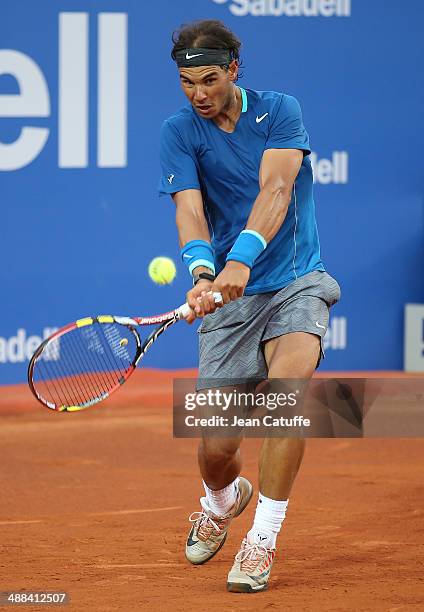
[{"left": 171, "top": 19, "right": 243, "bottom": 80}]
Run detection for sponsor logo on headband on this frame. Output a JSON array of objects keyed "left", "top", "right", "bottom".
[{"left": 186, "top": 52, "right": 204, "bottom": 59}]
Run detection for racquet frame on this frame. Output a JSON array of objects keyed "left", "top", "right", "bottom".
[
  {"left": 28, "top": 304, "right": 191, "bottom": 412},
  {"left": 28, "top": 294, "right": 221, "bottom": 412}
]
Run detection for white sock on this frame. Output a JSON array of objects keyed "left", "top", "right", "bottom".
[
  {"left": 202, "top": 477, "right": 239, "bottom": 516},
  {"left": 247, "top": 493, "right": 289, "bottom": 549}
]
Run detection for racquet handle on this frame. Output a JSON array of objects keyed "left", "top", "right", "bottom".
[{"left": 177, "top": 292, "right": 223, "bottom": 319}]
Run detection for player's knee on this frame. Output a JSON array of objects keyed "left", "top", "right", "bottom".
[
  {"left": 199, "top": 437, "right": 240, "bottom": 466},
  {"left": 263, "top": 436, "right": 306, "bottom": 461},
  {"left": 270, "top": 436, "right": 305, "bottom": 448}
]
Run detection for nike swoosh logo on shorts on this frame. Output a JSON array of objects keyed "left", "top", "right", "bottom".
[
  {"left": 256, "top": 113, "right": 268, "bottom": 123},
  {"left": 315, "top": 321, "right": 326, "bottom": 330},
  {"left": 183, "top": 254, "right": 193, "bottom": 259},
  {"left": 186, "top": 52, "right": 203, "bottom": 59}
]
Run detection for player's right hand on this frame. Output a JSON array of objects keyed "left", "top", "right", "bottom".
[{"left": 186, "top": 280, "right": 222, "bottom": 322}]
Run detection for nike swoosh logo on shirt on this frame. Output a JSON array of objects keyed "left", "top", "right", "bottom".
[
  {"left": 183, "top": 254, "right": 193, "bottom": 259},
  {"left": 315, "top": 321, "right": 326, "bottom": 330},
  {"left": 256, "top": 113, "right": 269, "bottom": 123},
  {"left": 186, "top": 52, "right": 203, "bottom": 60}
]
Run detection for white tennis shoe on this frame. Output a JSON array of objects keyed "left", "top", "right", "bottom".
[
  {"left": 227, "top": 537, "right": 276, "bottom": 592},
  {"left": 185, "top": 477, "right": 253, "bottom": 565}
]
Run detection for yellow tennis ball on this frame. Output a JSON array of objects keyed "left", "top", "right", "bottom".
[{"left": 148, "top": 256, "right": 177, "bottom": 285}]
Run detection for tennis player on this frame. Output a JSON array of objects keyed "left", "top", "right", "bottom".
[{"left": 159, "top": 20, "right": 340, "bottom": 593}]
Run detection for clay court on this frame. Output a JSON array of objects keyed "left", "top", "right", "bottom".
[{"left": 0, "top": 370, "right": 423, "bottom": 611}]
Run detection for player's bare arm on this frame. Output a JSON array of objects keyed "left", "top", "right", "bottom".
[
  {"left": 173, "top": 188, "right": 220, "bottom": 320},
  {"left": 212, "top": 148, "right": 303, "bottom": 302},
  {"left": 248, "top": 148, "right": 303, "bottom": 241}
]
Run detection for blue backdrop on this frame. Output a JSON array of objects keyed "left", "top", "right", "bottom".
[{"left": 1, "top": 0, "right": 423, "bottom": 384}]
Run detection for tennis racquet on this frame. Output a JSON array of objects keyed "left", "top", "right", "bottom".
[{"left": 28, "top": 293, "right": 221, "bottom": 412}]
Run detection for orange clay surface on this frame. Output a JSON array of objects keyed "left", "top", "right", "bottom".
[{"left": 0, "top": 369, "right": 423, "bottom": 612}]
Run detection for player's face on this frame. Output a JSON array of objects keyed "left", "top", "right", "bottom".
[{"left": 179, "top": 62, "right": 238, "bottom": 118}]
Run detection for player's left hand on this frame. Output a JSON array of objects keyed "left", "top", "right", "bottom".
[
  {"left": 185, "top": 279, "right": 218, "bottom": 322},
  {"left": 212, "top": 261, "right": 250, "bottom": 304}
]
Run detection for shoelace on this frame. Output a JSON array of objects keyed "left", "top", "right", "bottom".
[
  {"left": 235, "top": 542, "right": 270, "bottom": 573},
  {"left": 188, "top": 511, "right": 225, "bottom": 541}
]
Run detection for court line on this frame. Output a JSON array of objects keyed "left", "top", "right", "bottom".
[
  {"left": 0, "top": 506, "right": 183, "bottom": 526},
  {"left": 0, "top": 415, "right": 170, "bottom": 436},
  {"left": 88, "top": 506, "right": 182, "bottom": 517},
  {"left": 0, "top": 519, "right": 43, "bottom": 525},
  {"left": 94, "top": 563, "right": 183, "bottom": 568}
]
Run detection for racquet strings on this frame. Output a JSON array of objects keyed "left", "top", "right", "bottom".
[{"left": 31, "top": 323, "right": 139, "bottom": 409}]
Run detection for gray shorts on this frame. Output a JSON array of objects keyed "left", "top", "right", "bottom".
[{"left": 197, "top": 270, "right": 341, "bottom": 390}]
